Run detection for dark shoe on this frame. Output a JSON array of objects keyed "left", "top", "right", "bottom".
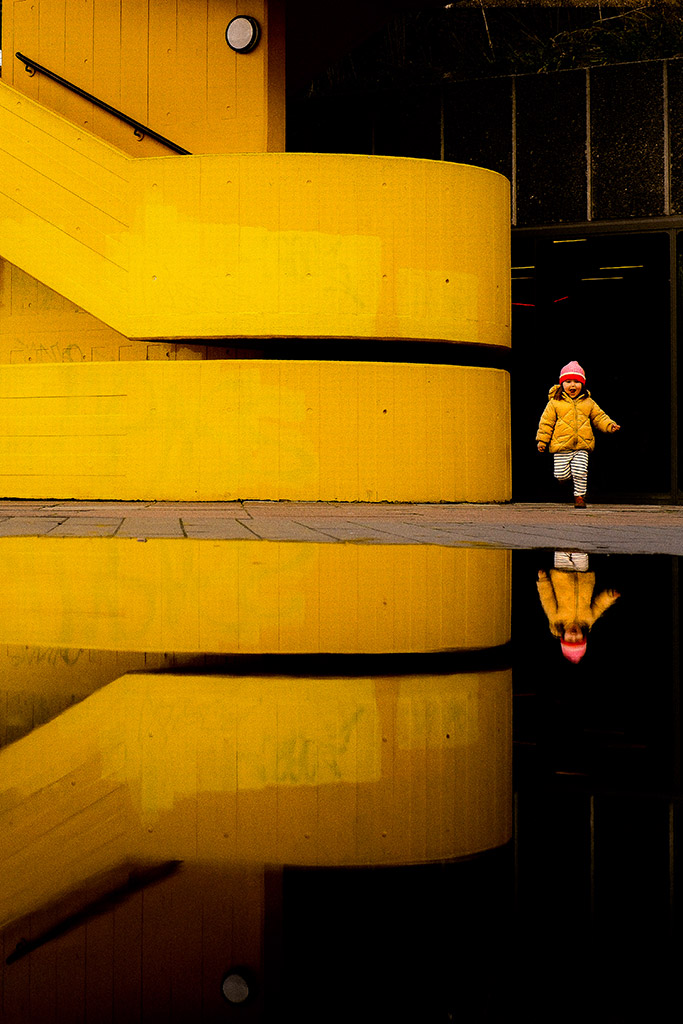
[{"left": 574, "top": 495, "right": 587, "bottom": 509}]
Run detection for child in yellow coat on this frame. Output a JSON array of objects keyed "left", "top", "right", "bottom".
[{"left": 536, "top": 361, "right": 620, "bottom": 508}]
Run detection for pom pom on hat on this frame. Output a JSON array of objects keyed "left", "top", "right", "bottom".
[
  {"left": 559, "top": 361, "right": 586, "bottom": 385},
  {"left": 561, "top": 639, "right": 587, "bottom": 664}
]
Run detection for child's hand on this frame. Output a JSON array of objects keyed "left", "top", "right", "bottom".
[
  {"left": 609, "top": 423, "right": 620, "bottom": 433},
  {"left": 537, "top": 442, "right": 546, "bottom": 452}
]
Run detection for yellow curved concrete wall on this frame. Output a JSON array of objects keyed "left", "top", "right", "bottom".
[
  {"left": 0, "top": 669, "right": 512, "bottom": 929},
  {"left": 0, "top": 360, "right": 511, "bottom": 501},
  {"left": 0, "top": 538, "right": 510, "bottom": 655},
  {"left": 0, "top": 81, "right": 510, "bottom": 346}
]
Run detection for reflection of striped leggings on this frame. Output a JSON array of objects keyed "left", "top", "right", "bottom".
[{"left": 554, "top": 450, "right": 589, "bottom": 496}]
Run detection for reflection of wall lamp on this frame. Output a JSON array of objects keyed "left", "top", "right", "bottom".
[
  {"left": 222, "top": 969, "right": 255, "bottom": 1005},
  {"left": 581, "top": 276, "right": 624, "bottom": 281},
  {"left": 226, "top": 16, "right": 261, "bottom": 53}
]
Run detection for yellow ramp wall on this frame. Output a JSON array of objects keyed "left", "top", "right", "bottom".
[
  {"left": 0, "top": 360, "right": 511, "bottom": 501},
  {"left": 0, "top": 260, "right": 229, "bottom": 364},
  {"left": 0, "top": 81, "right": 510, "bottom": 345}
]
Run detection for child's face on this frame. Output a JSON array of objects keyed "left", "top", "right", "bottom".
[{"left": 562, "top": 378, "right": 583, "bottom": 398}]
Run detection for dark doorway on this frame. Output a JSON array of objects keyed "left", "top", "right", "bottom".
[{"left": 512, "top": 232, "right": 671, "bottom": 502}]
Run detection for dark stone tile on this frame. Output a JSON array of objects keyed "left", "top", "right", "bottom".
[
  {"left": 667, "top": 58, "right": 683, "bottom": 215},
  {"left": 516, "top": 69, "right": 587, "bottom": 226},
  {"left": 590, "top": 62, "right": 665, "bottom": 220},
  {"left": 443, "top": 77, "right": 513, "bottom": 182}
]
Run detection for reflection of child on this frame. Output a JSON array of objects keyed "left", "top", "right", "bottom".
[
  {"left": 536, "top": 361, "right": 620, "bottom": 508},
  {"left": 537, "top": 552, "right": 620, "bottom": 663}
]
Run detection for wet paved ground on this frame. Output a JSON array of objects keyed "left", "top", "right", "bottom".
[{"left": 1, "top": 499, "right": 682, "bottom": 555}]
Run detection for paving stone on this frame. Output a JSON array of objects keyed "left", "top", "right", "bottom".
[
  {"left": 0, "top": 501, "right": 680, "bottom": 553},
  {"left": 237, "top": 518, "right": 331, "bottom": 542},
  {"left": 114, "top": 518, "right": 186, "bottom": 539},
  {"left": 46, "top": 518, "right": 124, "bottom": 537},
  {"left": 287, "top": 519, "right": 416, "bottom": 542},
  {"left": 341, "top": 520, "right": 472, "bottom": 544},
  {"left": 180, "top": 518, "right": 260, "bottom": 540},
  {"left": 0, "top": 517, "right": 66, "bottom": 536}
]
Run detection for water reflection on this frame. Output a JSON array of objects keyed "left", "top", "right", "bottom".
[
  {"left": 0, "top": 539, "right": 511, "bottom": 1023},
  {"left": 0, "top": 538, "right": 509, "bottom": 654},
  {"left": 537, "top": 551, "right": 621, "bottom": 663},
  {"left": 515, "top": 549, "right": 681, "bottom": 1024},
  {"left": 0, "top": 542, "right": 679, "bottom": 1022}
]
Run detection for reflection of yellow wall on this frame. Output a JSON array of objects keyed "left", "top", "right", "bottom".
[
  {"left": 0, "top": 861, "right": 270, "bottom": 1023},
  {"left": 0, "top": 648, "right": 200, "bottom": 748},
  {"left": 2, "top": 0, "right": 286, "bottom": 155},
  {"left": 0, "top": 360, "right": 510, "bottom": 500},
  {"left": 0, "top": 83, "right": 510, "bottom": 346},
  {"left": 0, "top": 669, "right": 512, "bottom": 928},
  {"left": 0, "top": 538, "right": 510, "bottom": 654}
]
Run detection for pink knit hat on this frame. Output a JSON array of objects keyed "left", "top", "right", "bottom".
[
  {"left": 559, "top": 361, "right": 586, "bottom": 385},
  {"left": 560, "top": 639, "right": 587, "bottom": 664}
]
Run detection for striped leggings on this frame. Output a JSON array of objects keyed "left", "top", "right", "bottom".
[{"left": 553, "top": 450, "right": 589, "bottom": 496}]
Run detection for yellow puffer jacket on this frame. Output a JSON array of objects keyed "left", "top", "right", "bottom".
[
  {"left": 537, "top": 569, "right": 620, "bottom": 637},
  {"left": 536, "top": 384, "right": 617, "bottom": 453}
]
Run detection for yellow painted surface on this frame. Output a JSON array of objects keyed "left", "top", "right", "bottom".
[
  {"left": 0, "top": 359, "right": 511, "bottom": 500},
  {"left": 0, "top": 538, "right": 510, "bottom": 655},
  {"left": 0, "top": 648, "right": 206, "bottom": 750},
  {"left": 0, "top": 668, "right": 512, "bottom": 928},
  {"left": 0, "top": 80, "right": 510, "bottom": 345},
  {"left": 0, "top": 260, "right": 225, "bottom": 364},
  {"left": 2, "top": 0, "right": 286, "bottom": 155}
]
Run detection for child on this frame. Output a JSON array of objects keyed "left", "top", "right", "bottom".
[{"left": 536, "top": 361, "right": 620, "bottom": 509}]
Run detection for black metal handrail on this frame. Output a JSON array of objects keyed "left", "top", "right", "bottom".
[{"left": 15, "top": 52, "right": 191, "bottom": 155}]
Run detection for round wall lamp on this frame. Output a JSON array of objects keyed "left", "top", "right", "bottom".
[{"left": 225, "top": 16, "right": 261, "bottom": 54}]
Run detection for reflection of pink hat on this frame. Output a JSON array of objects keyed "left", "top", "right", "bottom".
[
  {"left": 559, "top": 361, "right": 586, "bottom": 385},
  {"left": 561, "top": 639, "right": 587, "bottom": 663}
]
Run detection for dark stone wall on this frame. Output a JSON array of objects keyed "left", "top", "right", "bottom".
[
  {"left": 443, "top": 77, "right": 512, "bottom": 183},
  {"left": 590, "top": 62, "right": 665, "bottom": 221},
  {"left": 515, "top": 69, "right": 587, "bottom": 226},
  {"left": 440, "top": 58, "right": 673, "bottom": 227},
  {"left": 667, "top": 60, "right": 683, "bottom": 216}
]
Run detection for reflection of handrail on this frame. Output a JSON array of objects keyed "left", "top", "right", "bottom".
[
  {"left": 15, "top": 52, "right": 191, "bottom": 155},
  {"left": 5, "top": 860, "right": 183, "bottom": 964}
]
